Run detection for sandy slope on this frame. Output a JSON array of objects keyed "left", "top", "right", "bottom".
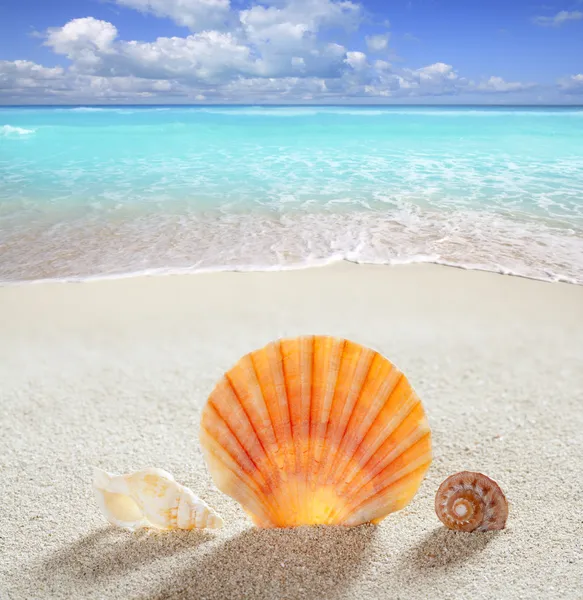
[{"left": 1, "top": 263, "right": 582, "bottom": 600}]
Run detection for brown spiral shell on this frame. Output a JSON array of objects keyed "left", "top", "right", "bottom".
[{"left": 435, "top": 471, "right": 508, "bottom": 532}]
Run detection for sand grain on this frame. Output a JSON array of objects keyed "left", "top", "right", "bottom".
[{"left": 1, "top": 263, "right": 582, "bottom": 599}]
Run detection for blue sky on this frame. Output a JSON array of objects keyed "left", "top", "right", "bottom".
[{"left": 0, "top": 0, "right": 582, "bottom": 104}]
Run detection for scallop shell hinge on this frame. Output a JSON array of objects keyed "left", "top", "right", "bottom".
[
  {"left": 93, "top": 467, "right": 224, "bottom": 531},
  {"left": 200, "top": 335, "right": 432, "bottom": 528}
]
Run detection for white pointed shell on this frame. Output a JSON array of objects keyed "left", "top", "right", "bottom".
[{"left": 93, "top": 467, "right": 224, "bottom": 531}]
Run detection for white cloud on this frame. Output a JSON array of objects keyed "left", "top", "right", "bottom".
[
  {"left": 45, "top": 20, "right": 260, "bottom": 82},
  {"left": 114, "top": 0, "right": 363, "bottom": 36},
  {"left": 474, "top": 76, "right": 536, "bottom": 93},
  {"left": 361, "top": 63, "right": 538, "bottom": 99},
  {"left": 344, "top": 51, "right": 368, "bottom": 71},
  {"left": 0, "top": 60, "right": 64, "bottom": 82},
  {"left": 220, "top": 75, "right": 329, "bottom": 102},
  {"left": 416, "top": 62, "right": 457, "bottom": 80},
  {"left": 44, "top": 18, "right": 119, "bottom": 72},
  {"left": 532, "top": 10, "right": 583, "bottom": 26},
  {"left": 0, "top": 1, "right": 546, "bottom": 103},
  {"left": 374, "top": 60, "right": 391, "bottom": 71},
  {"left": 0, "top": 54, "right": 541, "bottom": 103},
  {"left": 0, "top": 60, "right": 67, "bottom": 99},
  {"left": 117, "top": 31, "right": 258, "bottom": 81},
  {"left": 240, "top": 0, "right": 362, "bottom": 38},
  {"left": 43, "top": 9, "right": 354, "bottom": 84},
  {"left": 0, "top": 59, "right": 188, "bottom": 101},
  {"left": 237, "top": 0, "right": 360, "bottom": 77},
  {"left": 114, "top": 0, "right": 232, "bottom": 32},
  {"left": 365, "top": 34, "right": 389, "bottom": 53},
  {"left": 291, "top": 56, "right": 306, "bottom": 71},
  {"left": 356, "top": 62, "right": 463, "bottom": 98},
  {"left": 558, "top": 74, "right": 583, "bottom": 93},
  {"left": 45, "top": 17, "right": 118, "bottom": 56},
  {"left": 81, "top": 75, "right": 180, "bottom": 97},
  {"left": 399, "top": 62, "right": 469, "bottom": 95}
]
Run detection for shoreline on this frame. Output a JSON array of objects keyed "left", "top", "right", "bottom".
[
  {"left": 2, "top": 262, "right": 582, "bottom": 600},
  {"left": 1, "top": 255, "right": 581, "bottom": 288}
]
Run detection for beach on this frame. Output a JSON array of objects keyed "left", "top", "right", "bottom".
[
  {"left": 2, "top": 106, "right": 583, "bottom": 285},
  {"left": 1, "top": 262, "right": 582, "bottom": 600}
]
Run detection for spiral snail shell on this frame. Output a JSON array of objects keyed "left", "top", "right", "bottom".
[{"left": 435, "top": 471, "right": 508, "bottom": 532}]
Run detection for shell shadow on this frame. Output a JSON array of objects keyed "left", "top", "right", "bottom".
[
  {"left": 407, "top": 526, "right": 501, "bottom": 572},
  {"left": 145, "top": 524, "right": 378, "bottom": 600},
  {"left": 34, "top": 526, "right": 213, "bottom": 592}
]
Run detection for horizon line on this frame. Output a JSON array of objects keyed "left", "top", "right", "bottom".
[{"left": 2, "top": 103, "right": 583, "bottom": 108}]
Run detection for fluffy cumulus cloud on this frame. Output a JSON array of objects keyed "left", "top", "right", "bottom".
[
  {"left": 532, "top": 10, "right": 583, "bottom": 27},
  {"left": 45, "top": 17, "right": 118, "bottom": 56},
  {"left": 0, "top": 0, "right": 546, "bottom": 103}
]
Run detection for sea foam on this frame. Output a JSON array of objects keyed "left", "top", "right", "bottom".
[
  {"left": 1, "top": 125, "right": 35, "bottom": 136},
  {"left": 1, "top": 105, "right": 582, "bottom": 285}
]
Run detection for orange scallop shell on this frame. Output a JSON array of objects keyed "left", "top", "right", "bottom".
[
  {"left": 200, "top": 336, "right": 432, "bottom": 528},
  {"left": 435, "top": 471, "right": 508, "bottom": 532}
]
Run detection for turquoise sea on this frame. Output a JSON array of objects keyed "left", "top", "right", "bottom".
[{"left": 1, "top": 105, "right": 582, "bottom": 284}]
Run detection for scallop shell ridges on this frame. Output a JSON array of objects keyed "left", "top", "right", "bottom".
[{"left": 200, "top": 335, "right": 432, "bottom": 528}]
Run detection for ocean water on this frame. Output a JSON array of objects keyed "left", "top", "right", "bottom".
[{"left": 1, "top": 105, "right": 582, "bottom": 284}]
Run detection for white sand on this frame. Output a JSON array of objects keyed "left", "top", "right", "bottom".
[{"left": 1, "top": 263, "right": 582, "bottom": 600}]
